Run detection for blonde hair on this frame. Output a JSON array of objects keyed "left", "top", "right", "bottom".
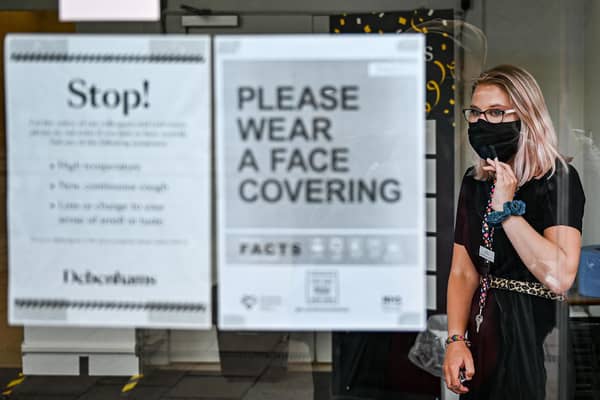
[{"left": 471, "top": 65, "right": 566, "bottom": 186}]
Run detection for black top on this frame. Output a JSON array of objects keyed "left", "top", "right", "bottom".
[
  {"left": 455, "top": 161, "right": 585, "bottom": 281},
  {"left": 453, "top": 161, "right": 585, "bottom": 400}
]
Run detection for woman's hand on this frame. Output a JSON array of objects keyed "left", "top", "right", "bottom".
[
  {"left": 443, "top": 341, "right": 475, "bottom": 394},
  {"left": 482, "top": 157, "right": 518, "bottom": 211}
]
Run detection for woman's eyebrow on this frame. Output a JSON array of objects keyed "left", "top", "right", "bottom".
[{"left": 471, "top": 103, "right": 509, "bottom": 109}]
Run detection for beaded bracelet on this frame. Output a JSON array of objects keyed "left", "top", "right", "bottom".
[
  {"left": 487, "top": 200, "right": 526, "bottom": 226},
  {"left": 445, "top": 334, "right": 471, "bottom": 347}
]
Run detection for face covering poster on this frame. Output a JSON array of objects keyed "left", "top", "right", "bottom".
[
  {"left": 5, "top": 35, "right": 212, "bottom": 328},
  {"left": 216, "top": 35, "right": 426, "bottom": 330}
]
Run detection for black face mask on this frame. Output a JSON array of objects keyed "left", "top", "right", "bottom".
[{"left": 468, "top": 119, "right": 521, "bottom": 162}]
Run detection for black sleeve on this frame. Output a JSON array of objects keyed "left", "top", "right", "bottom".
[
  {"left": 454, "top": 168, "right": 473, "bottom": 245},
  {"left": 541, "top": 163, "right": 585, "bottom": 232}
]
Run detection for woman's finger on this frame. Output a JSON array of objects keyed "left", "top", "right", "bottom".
[
  {"left": 494, "top": 157, "right": 503, "bottom": 182},
  {"left": 506, "top": 164, "right": 518, "bottom": 184},
  {"left": 449, "top": 364, "right": 462, "bottom": 392},
  {"left": 497, "top": 160, "right": 514, "bottom": 176},
  {"left": 464, "top": 355, "right": 475, "bottom": 379},
  {"left": 457, "top": 384, "right": 470, "bottom": 394},
  {"left": 444, "top": 365, "right": 452, "bottom": 391},
  {"left": 497, "top": 161, "right": 517, "bottom": 187}
]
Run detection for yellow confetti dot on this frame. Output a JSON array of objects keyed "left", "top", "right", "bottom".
[
  {"left": 452, "top": 122, "right": 456, "bottom": 127},
  {"left": 444, "top": 109, "right": 450, "bottom": 114},
  {"left": 364, "top": 25, "right": 372, "bottom": 33},
  {"left": 441, "top": 43, "right": 447, "bottom": 51},
  {"left": 452, "top": 85, "right": 456, "bottom": 90},
  {"left": 340, "top": 18, "right": 345, "bottom": 26},
  {"left": 449, "top": 99, "right": 455, "bottom": 105},
  {"left": 334, "top": 28, "right": 340, "bottom": 33},
  {"left": 422, "top": 27, "right": 428, "bottom": 33},
  {"left": 443, "top": 32, "right": 449, "bottom": 37},
  {"left": 399, "top": 17, "right": 407, "bottom": 25},
  {"left": 419, "top": 17, "right": 424, "bottom": 22}
]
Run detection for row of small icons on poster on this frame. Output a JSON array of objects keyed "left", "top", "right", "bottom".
[{"left": 309, "top": 237, "right": 403, "bottom": 259}]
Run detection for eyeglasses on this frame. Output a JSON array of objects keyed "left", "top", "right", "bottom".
[{"left": 462, "top": 108, "right": 516, "bottom": 124}]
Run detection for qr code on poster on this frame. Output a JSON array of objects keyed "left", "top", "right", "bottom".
[{"left": 305, "top": 271, "right": 339, "bottom": 305}]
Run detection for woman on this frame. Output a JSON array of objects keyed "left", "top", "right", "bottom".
[{"left": 443, "top": 65, "right": 585, "bottom": 399}]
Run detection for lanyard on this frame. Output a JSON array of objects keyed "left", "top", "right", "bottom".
[{"left": 475, "top": 181, "right": 495, "bottom": 333}]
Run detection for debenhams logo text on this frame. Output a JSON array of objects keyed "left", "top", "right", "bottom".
[{"left": 63, "top": 270, "right": 157, "bottom": 286}]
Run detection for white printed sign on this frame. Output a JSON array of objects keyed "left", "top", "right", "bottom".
[
  {"left": 60, "top": 0, "right": 160, "bottom": 21},
  {"left": 5, "top": 35, "right": 212, "bottom": 328},
  {"left": 216, "top": 35, "right": 426, "bottom": 331}
]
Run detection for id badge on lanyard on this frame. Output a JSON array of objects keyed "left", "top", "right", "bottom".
[{"left": 479, "top": 245, "right": 495, "bottom": 263}]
